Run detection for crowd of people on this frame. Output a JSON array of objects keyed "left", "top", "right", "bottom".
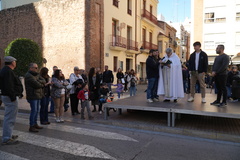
[
  {"left": 0, "top": 55, "right": 140, "bottom": 144},
  {"left": 0, "top": 41, "right": 239, "bottom": 145}
]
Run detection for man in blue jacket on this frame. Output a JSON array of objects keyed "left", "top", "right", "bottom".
[{"left": 146, "top": 49, "right": 160, "bottom": 103}]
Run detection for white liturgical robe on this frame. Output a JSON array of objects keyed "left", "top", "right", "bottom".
[{"left": 157, "top": 53, "right": 184, "bottom": 100}]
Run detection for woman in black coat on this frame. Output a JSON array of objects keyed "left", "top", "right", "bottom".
[{"left": 88, "top": 67, "right": 101, "bottom": 113}]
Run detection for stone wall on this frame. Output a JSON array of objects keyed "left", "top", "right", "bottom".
[{"left": 0, "top": 0, "right": 104, "bottom": 77}]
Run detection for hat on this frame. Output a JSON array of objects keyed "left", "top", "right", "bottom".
[
  {"left": 74, "top": 66, "right": 80, "bottom": 71},
  {"left": 4, "top": 56, "right": 17, "bottom": 62}
]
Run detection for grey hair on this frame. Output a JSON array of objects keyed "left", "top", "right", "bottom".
[
  {"left": 165, "top": 48, "right": 173, "bottom": 54},
  {"left": 29, "top": 63, "right": 37, "bottom": 68}
]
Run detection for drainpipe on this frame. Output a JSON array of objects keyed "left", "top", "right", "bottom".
[{"left": 135, "top": 0, "right": 138, "bottom": 72}]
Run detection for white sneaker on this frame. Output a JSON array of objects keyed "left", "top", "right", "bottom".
[
  {"left": 147, "top": 99, "right": 153, "bottom": 103},
  {"left": 188, "top": 97, "right": 194, "bottom": 102},
  {"left": 59, "top": 117, "right": 64, "bottom": 123},
  {"left": 99, "top": 111, "right": 103, "bottom": 115},
  {"left": 153, "top": 98, "right": 159, "bottom": 102},
  {"left": 202, "top": 98, "right": 206, "bottom": 103},
  {"left": 55, "top": 118, "right": 60, "bottom": 123}
]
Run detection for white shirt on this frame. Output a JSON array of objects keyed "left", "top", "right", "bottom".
[
  {"left": 69, "top": 73, "right": 84, "bottom": 94},
  {"left": 195, "top": 52, "right": 200, "bottom": 71}
]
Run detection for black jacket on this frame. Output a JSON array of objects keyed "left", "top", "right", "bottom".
[
  {"left": 146, "top": 56, "right": 160, "bottom": 79},
  {"left": 116, "top": 72, "right": 124, "bottom": 80},
  {"left": 188, "top": 50, "right": 208, "bottom": 73},
  {"left": 103, "top": 70, "right": 114, "bottom": 83},
  {"left": 25, "top": 71, "right": 46, "bottom": 100},
  {"left": 0, "top": 66, "right": 23, "bottom": 101}
]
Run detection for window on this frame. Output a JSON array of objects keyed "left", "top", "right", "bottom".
[
  {"left": 127, "top": 26, "right": 132, "bottom": 49},
  {"left": 149, "top": 32, "right": 152, "bottom": 44},
  {"left": 127, "top": 0, "right": 132, "bottom": 15},
  {"left": 142, "top": 28, "right": 146, "bottom": 48},
  {"left": 204, "top": 12, "right": 215, "bottom": 23},
  {"left": 158, "top": 41, "right": 163, "bottom": 53},
  {"left": 113, "top": 56, "right": 118, "bottom": 72},
  {"left": 215, "top": 18, "right": 226, "bottom": 23},
  {"left": 237, "top": 12, "right": 240, "bottom": 21},
  {"left": 112, "top": 19, "right": 118, "bottom": 37},
  {"left": 143, "top": 0, "right": 146, "bottom": 10},
  {"left": 113, "top": 0, "right": 119, "bottom": 7}
]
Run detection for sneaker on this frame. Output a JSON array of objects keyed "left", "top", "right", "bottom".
[
  {"left": 163, "top": 99, "right": 170, "bottom": 102},
  {"left": 34, "top": 124, "right": 43, "bottom": 129},
  {"left": 99, "top": 111, "right": 103, "bottom": 115},
  {"left": 29, "top": 126, "right": 39, "bottom": 132},
  {"left": 153, "top": 98, "right": 159, "bottom": 102},
  {"left": 11, "top": 135, "right": 18, "bottom": 140},
  {"left": 2, "top": 139, "right": 19, "bottom": 145},
  {"left": 188, "top": 97, "right": 194, "bottom": 102},
  {"left": 147, "top": 99, "right": 153, "bottom": 103},
  {"left": 210, "top": 100, "right": 220, "bottom": 106},
  {"left": 174, "top": 99, "right": 177, "bottom": 103},
  {"left": 92, "top": 109, "right": 96, "bottom": 112},
  {"left": 55, "top": 118, "right": 61, "bottom": 123},
  {"left": 202, "top": 98, "right": 206, "bottom": 103},
  {"left": 59, "top": 117, "right": 64, "bottom": 123}
]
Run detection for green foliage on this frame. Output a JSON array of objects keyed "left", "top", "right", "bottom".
[{"left": 5, "top": 38, "right": 43, "bottom": 76}]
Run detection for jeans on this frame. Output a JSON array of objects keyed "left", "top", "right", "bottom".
[
  {"left": 49, "top": 98, "right": 54, "bottom": 112},
  {"left": 117, "top": 92, "right": 121, "bottom": 98},
  {"left": 81, "top": 100, "right": 92, "bottom": 118},
  {"left": 146, "top": 78, "right": 158, "bottom": 99},
  {"left": 107, "top": 83, "right": 112, "bottom": 92},
  {"left": 183, "top": 80, "right": 188, "bottom": 93},
  {"left": 40, "top": 96, "right": 50, "bottom": 123},
  {"left": 28, "top": 99, "right": 40, "bottom": 126},
  {"left": 129, "top": 86, "right": 136, "bottom": 96},
  {"left": 226, "top": 86, "right": 232, "bottom": 98},
  {"left": 2, "top": 96, "right": 18, "bottom": 143},
  {"left": 215, "top": 75, "right": 228, "bottom": 103}
]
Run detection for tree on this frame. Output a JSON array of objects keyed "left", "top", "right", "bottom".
[{"left": 5, "top": 38, "right": 43, "bottom": 76}]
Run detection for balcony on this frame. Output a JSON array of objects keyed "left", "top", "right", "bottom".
[
  {"left": 126, "top": 39, "right": 139, "bottom": 53},
  {"left": 142, "top": 9, "right": 158, "bottom": 25},
  {"left": 109, "top": 35, "right": 127, "bottom": 51},
  {"left": 142, "top": 41, "right": 158, "bottom": 50}
]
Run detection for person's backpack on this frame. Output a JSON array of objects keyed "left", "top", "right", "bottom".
[{"left": 130, "top": 78, "right": 136, "bottom": 87}]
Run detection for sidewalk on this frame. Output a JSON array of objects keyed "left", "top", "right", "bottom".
[{"left": 1, "top": 84, "right": 240, "bottom": 143}]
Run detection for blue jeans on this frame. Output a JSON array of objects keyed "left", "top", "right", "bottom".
[
  {"left": 28, "top": 99, "right": 40, "bottom": 126},
  {"left": 2, "top": 96, "right": 18, "bottom": 143},
  {"left": 147, "top": 78, "right": 158, "bottom": 99},
  {"left": 226, "top": 86, "right": 232, "bottom": 98},
  {"left": 183, "top": 80, "right": 188, "bottom": 93},
  {"left": 40, "top": 96, "right": 50, "bottom": 123},
  {"left": 117, "top": 92, "right": 121, "bottom": 98},
  {"left": 129, "top": 86, "right": 136, "bottom": 96},
  {"left": 49, "top": 97, "right": 54, "bottom": 112},
  {"left": 107, "top": 83, "right": 112, "bottom": 92}
]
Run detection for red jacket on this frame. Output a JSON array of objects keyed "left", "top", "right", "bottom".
[{"left": 77, "top": 90, "right": 89, "bottom": 100}]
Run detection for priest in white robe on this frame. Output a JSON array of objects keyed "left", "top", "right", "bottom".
[{"left": 157, "top": 48, "right": 184, "bottom": 102}]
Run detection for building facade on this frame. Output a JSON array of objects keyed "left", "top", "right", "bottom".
[
  {"left": 0, "top": 0, "right": 104, "bottom": 76},
  {"left": 191, "top": 0, "right": 240, "bottom": 64},
  {"left": 104, "top": 0, "right": 160, "bottom": 82}
]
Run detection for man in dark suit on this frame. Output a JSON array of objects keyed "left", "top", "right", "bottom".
[
  {"left": 188, "top": 42, "right": 208, "bottom": 103},
  {"left": 103, "top": 65, "right": 114, "bottom": 91}
]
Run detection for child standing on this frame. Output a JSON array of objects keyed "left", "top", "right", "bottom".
[
  {"left": 99, "top": 83, "right": 109, "bottom": 114},
  {"left": 127, "top": 69, "right": 138, "bottom": 96},
  {"left": 77, "top": 84, "right": 94, "bottom": 120},
  {"left": 113, "top": 79, "right": 124, "bottom": 99}
]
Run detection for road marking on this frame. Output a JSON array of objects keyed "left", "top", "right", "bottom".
[
  {"left": 0, "top": 115, "right": 138, "bottom": 142},
  {"left": 0, "top": 150, "right": 29, "bottom": 160},
  {"left": 0, "top": 129, "right": 116, "bottom": 160}
]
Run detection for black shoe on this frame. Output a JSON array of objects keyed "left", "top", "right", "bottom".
[
  {"left": 210, "top": 100, "right": 220, "bottom": 106},
  {"left": 72, "top": 112, "right": 77, "bottom": 116},
  {"left": 218, "top": 102, "right": 227, "bottom": 107},
  {"left": 48, "top": 111, "right": 54, "bottom": 114},
  {"left": 92, "top": 109, "right": 96, "bottom": 112},
  {"left": 163, "top": 99, "right": 170, "bottom": 102},
  {"left": 2, "top": 139, "right": 19, "bottom": 145},
  {"left": 76, "top": 112, "right": 80, "bottom": 114},
  {"left": 12, "top": 135, "right": 18, "bottom": 140},
  {"left": 174, "top": 99, "right": 177, "bottom": 103},
  {"left": 81, "top": 117, "right": 85, "bottom": 120},
  {"left": 64, "top": 108, "right": 68, "bottom": 112}
]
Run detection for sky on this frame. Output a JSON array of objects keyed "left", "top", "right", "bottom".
[{"left": 157, "top": 0, "right": 191, "bottom": 22}]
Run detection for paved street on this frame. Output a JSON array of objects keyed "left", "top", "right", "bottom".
[{"left": 0, "top": 110, "right": 240, "bottom": 160}]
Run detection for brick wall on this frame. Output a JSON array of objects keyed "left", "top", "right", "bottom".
[{"left": 0, "top": 0, "right": 104, "bottom": 77}]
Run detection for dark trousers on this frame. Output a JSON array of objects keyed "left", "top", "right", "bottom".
[
  {"left": 70, "top": 94, "right": 79, "bottom": 114},
  {"left": 40, "top": 96, "right": 50, "bottom": 123},
  {"left": 215, "top": 75, "right": 227, "bottom": 103}
]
